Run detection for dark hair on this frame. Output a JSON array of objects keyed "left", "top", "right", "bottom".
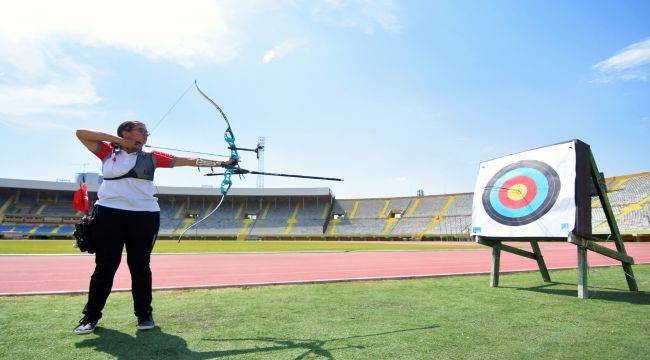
[{"left": 117, "top": 120, "right": 145, "bottom": 138}]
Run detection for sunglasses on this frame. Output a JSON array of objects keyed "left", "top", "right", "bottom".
[{"left": 132, "top": 127, "right": 150, "bottom": 136}]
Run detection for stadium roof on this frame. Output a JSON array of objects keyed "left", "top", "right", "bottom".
[{"left": 0, "top": 178, "right": 333, "bottom": 197}]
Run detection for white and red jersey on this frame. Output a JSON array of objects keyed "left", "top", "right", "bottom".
[{"left": 94, "top": 141, "right": 174, "bottom": 212}]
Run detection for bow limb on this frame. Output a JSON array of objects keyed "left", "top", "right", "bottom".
[
  {"left": 194, "top": 80, "right": 233, "bottom": 130},
  {"left": 193, "top": 80, "right": 240, "bottom": 194},
  {"left": 177, "top": 194, "right": 226, "bottom": 242}
]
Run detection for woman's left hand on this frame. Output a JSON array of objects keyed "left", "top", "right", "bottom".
[{"left": 222, "top": 158, "right": 239, "bottom": 167}]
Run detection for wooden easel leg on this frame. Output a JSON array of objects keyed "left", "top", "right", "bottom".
[
  {"left": 577, "top": 246, "right": 588, "bottom": 299},
  {"left": 622, "top": 263, "right": 638, "bottom": 292},
  {"left": 530, "top": 240, "right": 551, "bottom": 282},
  {"left": 491, "top": 243, "right": 501, "bottom": 287},
  {"left": 589, "top": 150, "right": 638, "bottom": 292}
]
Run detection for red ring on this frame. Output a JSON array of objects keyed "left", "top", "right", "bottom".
[{"left": 498, "top": 176, "right": 537, "bottom": 209}]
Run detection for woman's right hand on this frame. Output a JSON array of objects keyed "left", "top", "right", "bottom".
[{"left": 117, "top": 138, "right": 141, "bottom": 149}]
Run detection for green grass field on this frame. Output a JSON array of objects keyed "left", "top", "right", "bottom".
[
  {"left": 0, "top": 239, "right": 481, "bottom": 254},
  {"left": 1, "top": 265, "right": 649, "bottom": 359}
]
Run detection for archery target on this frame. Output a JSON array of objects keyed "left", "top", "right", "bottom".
[
  {"left": 482, "top": 160, "right": 561, "bottom": 226},
  {"left": 471, "top": 141, "right": 577, "bottom": 238}
]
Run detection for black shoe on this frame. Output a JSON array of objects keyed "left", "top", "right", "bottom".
[
  {"left": 137, "top": 314, "right": 155, "bottom": 330},
  {"left": 74, "top": 315, "right": 98, "bottom": 335}
]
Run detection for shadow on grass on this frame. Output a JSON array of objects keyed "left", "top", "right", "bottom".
[
  {"left": 500, "top": 282, "right": 650, "bottom": 304},
  {"left": 76, "top": 328, "right": 219, "bottom": 359},
  {"left": 203, "top": 325, "right": 438, "bottom": 359},
  {"left": 75, "top": 325, "right": 438, "bottom": 359}
]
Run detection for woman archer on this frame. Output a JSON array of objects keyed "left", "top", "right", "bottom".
[{"left": 74, "top": 120, "right": 236, "bottom": 334}]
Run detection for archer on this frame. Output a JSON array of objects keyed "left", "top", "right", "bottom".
[{"left": 73, "top": 121, "right": 236, "bottom": 335}]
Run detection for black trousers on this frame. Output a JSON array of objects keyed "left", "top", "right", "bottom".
[{"left": 83, "top": 205, "right": 160, "bottom": 319}]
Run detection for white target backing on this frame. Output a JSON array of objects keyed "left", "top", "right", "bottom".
[{"left": 471, "top": 141, "right": 578, "bottom": 238}]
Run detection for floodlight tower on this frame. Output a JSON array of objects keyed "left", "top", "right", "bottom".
[{"left": 257, "top": 136, "right": 265, "bottom": 188}]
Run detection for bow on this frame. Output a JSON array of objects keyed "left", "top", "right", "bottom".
[{"left": 177, "top": 81, "right": 239, "bottom": 241}]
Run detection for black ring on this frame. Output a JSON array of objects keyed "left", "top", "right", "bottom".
[{"left": 481, "top": 160, "right": 561, "bottom": 226}]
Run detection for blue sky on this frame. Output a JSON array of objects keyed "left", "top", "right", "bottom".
[{"left": 0, "top": 1, "right": 648, "bottom": 198}]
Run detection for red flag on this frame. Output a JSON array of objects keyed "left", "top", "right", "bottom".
[{"left": 73, "top": 183, "right": 89, "bottom": 214}]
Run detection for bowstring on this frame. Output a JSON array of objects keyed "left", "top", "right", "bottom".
[
  {"left": 150, "top": 81, "right": 194, "bottom": 134},
  {"left": 149, "top": 80, "right": 194, "bottom": 199},
  {"left": 177, "top": 194, "right": 227, "bottom": 242}
]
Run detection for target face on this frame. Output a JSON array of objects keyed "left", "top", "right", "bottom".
[{"left": 481, "top": 160, "right": 561, "bottom": 226}]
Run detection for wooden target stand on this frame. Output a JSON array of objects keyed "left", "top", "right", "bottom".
[{"left": 475, "top": 150, "right": 638, "bottom": 299}]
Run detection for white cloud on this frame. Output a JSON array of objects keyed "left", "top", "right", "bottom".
[
  {"left": 0, "top": 0, "right": 240, "bottom": 128},
  {"left": 0, "top": 0, "right": 403, "bottom": 130},
  {"left": 0, "top": 116, "right": 72, "bottom": 131},
  {"left": 312, "top": 0, "right": 400, "bottom": 34},
  {"left": 592, "top": 37, "right": 650, "bottom": 83},
  {"left": 480, "top": 145, "right": 497, "bottom": 154},
  {"left": 0, "top": 40, "right": 101, "bottom": 118},
  {"left": 0, "top": 81, "right": 100, "bottom": 117},
  {"left": 262, "top": 39, "right": 305, "bottom": 64},
  {"left": 0, "top": 0, "right": 237, "bottom": 66}
]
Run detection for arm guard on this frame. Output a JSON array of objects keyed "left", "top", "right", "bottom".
[{"left": 195, "top": 158, "right": 222, "bottom": 168}]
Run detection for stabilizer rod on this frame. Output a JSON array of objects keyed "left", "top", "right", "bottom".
[
  {"left": 229, "top": 143, "right": 264, "bottom": 158},
  {"left": 206, "top": 169, "right": 343, "bottom": 181}
]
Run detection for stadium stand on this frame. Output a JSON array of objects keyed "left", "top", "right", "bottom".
[
  {"left": 1, "top": 172, "right": 649, "bottom": 240},
  {"left": 591, "top": 172, "right": 650, "bottom": 237},
  {"left": 55, "top": 225, "right": 76, "bottom": 236},
  {"left": 34, "top": 225, "right": 57, "bottom": 235},
  {"left": 12, "top": 224, "right": 34, "bottom": 233}
]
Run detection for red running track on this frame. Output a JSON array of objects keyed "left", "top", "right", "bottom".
[{"left": 1, "top": 242, "right": 649, "bottom": 295}]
